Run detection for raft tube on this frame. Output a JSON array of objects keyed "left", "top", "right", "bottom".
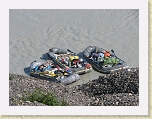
[
  {"left": 59, "top": 74, "right": 80, "bottom": 85},
  {"left": 47, "top": 47, "right": 92, "bottom": 75},
  {"left": 83, "top": 46, "right": 129, "bottom": 74},
  {"left": 49, "top": 47, "right": 67, "bottom": 54},
  {"left": 30, "top": 60, "right": 42, "bottom": 72}
]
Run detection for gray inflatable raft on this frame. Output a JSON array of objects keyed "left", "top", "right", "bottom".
[
  {"left": 29, "top": 60, "right": 80, "bottom": 84},
  {"left": 83, "top": 46, "right": 129, "bottom": 74},
  {"left": 47, "top": 47, "right": 92, "bottom": 75}
]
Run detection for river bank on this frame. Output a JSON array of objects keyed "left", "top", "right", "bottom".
[{"left": 9, "top": 67, "right": 139, "bottom": 106}]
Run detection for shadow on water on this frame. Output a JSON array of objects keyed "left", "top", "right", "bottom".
[
  {"left": 40, "top": 53, "right": 50, "bottom": 60},
  {"left": 24, "top": 67, "right": 30, "bottom": 76}
]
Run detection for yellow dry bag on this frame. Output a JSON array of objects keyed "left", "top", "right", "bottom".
[{"left": 69, "top": 56, "right": 79, "bottom": 61}]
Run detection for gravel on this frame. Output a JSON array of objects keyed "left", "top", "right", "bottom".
[{"left": 9, "top": 68, "right": 139, "bottom": 106}]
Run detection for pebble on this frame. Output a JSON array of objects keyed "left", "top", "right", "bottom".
[
  {"left": 9, "top": 68, "right": 139, "bottom": 106},
  {"left": 128, "top": 69, "right": 131, "bottom": 71},
  {"left": 116, "top": 102, "right": 119, "bottom": 105}
]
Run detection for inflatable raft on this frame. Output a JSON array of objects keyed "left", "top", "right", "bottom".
[
  {"left": 47, "top": 47, "right": 92, "bottom": 75},
  {"left": 30, "top": 60, "right": 80, "bottom": 85},
  {"left": 83, "top": 46, "right": 129, "bottom": 74}
]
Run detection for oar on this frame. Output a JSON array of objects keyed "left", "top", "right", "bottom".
[
  {"left": 111, "top": 49, "right": 125, "bottom": 63},
  {"left": 111, "top": 49, "right": 118, "bottom": 58},
  {"left": 67, "top": 49, "right": 85, "bottom": 58},
  {"left": 67, "top": 49, "right": 76, "bottom": 55}
]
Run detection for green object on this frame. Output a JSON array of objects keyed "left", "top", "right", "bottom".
[
  {"left": 22, "top": 88, "right": 68, "bottom": 106},
  {"left": 103, "top": 57, "right": 119, "bottom": 66}
]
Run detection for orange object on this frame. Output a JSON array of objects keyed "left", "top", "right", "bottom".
[
  {"left": 85, "top": 63, "right": 91, "bottom": 69},
  {"left": 104, "top": 51, "right": 110, "bottom": 57}
]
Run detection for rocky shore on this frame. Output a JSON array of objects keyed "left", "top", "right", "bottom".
[{"left": 9, "top": 68, "right": 139, "bottom": 106}]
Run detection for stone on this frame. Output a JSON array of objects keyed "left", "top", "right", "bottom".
[{"left": 9, "top": 68, "right": 139, "bottom": 106}]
